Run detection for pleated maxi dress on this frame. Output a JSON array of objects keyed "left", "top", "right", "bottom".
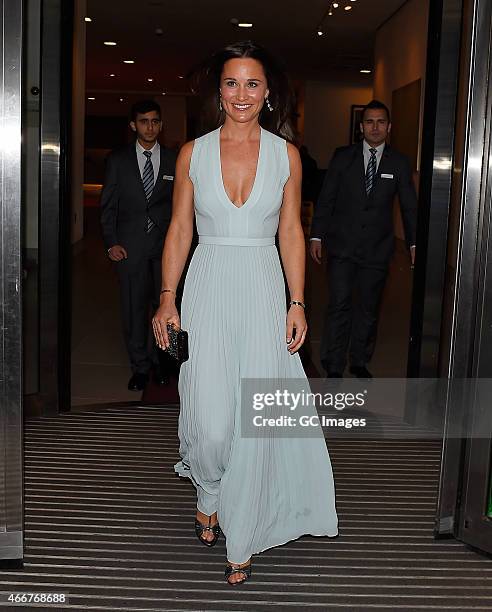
[{"left": 175, "top": 126, "right": 338, "bottom": 564}]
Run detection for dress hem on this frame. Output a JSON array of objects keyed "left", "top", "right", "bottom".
[
  {"left": 228, "top": 529, "right": 339, "bottom": 565},
  {"left": 175, "top": 461, "right": 339, "bottom": 565}
]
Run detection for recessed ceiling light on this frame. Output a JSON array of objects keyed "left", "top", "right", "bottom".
[
  {"left": 333, "top": 2, "right": 339, "bottom": 7},
  {"left": 87, "top": 97, "right": 95, "bottom": 100},
  {"left": 178, "top": 75, "right": 184, "bottom": 79},
  {"left": 161, "top": 92, "right": 166, "bottom": 96},
  {"left": 317, "top": 30, "right": 323, "bottom": 36},
  {"left": 104, "top": 41, "right": 117, "bottom": 46},
  {"left": 119, "top": 98, "right": 124, "bottom": 102},
  {"left": 328, "top": 10, "right": 333, "bottom": 15},
  {"left": 123, "top": 60, "right": 135, "bottom": 64},
  {"left": 345, "top": 5, "right": 352, "bottom": 10},
  {"left": 84, "top": 17, "right": 92, "bottom": 22},
  {"left": 238, "top": 23, "right": 253, "bottom": 28},
  {"left": 147, "top": 78, "right": 153, "bottom": 82},
  {"left": 109, "top": 73, "right": 116, "bottom": 77},
  {"left": 360, "top": 69, "right": 371, "bottom": 74}
]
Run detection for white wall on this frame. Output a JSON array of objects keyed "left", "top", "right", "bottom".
[
  {"left": 373, "top": 0, "right": 429, "bottom": 239},
  {"left": 303, "top": 80, "right": 373, "bottom": 168},
  {"left": 373, "top": 0, "right": 429, "bottom": 115}
]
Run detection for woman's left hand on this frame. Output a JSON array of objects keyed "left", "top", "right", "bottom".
[{"left": 286, "top": 305, "right": 307, "bottom": 354}]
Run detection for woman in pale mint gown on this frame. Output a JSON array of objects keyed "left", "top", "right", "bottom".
[{"left": 153, "top": 41, "right": 338, "bottom": 585}]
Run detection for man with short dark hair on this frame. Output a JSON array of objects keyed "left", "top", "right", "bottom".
[
  {"left": 100, "top": 100, "right": 177, "bottom": 391},
  {"left": 309, "top": 99, "right": 417, "bottom": 378}
]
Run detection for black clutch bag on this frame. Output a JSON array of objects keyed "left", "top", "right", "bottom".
[{"left": 165, "top": 324, "right": 189, "bottom": 364}]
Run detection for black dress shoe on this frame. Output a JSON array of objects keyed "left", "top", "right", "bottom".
[
  {"left": 153, "top": 365, "right": 169, "bottom": 386},
  {"left": 349, "top": 365, "right": 373, "bottom": 379},
  {"left": 128, "top": 372, "right": 149, "bottom": 391}
]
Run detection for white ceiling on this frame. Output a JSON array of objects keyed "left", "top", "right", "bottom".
[{"left": 85, "top": 0, "right": 409, "bottom": 96}]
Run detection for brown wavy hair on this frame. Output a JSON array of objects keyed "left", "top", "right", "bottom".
[{"left": 190, "top": 41, "right": 295, "bottom": 142}]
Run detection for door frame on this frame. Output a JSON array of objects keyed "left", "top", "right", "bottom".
[
  {"left": 432, "top": 0, "right": 492, "bottom": 550},
  {"left": 30, "top": 0, "right": 73, "bottom": 417},
  {"left": 454, "top": 0, "right": 492, "bottom": 551},
  {"left": 0, "top": 0, "right": 24, "bottom": 565}
]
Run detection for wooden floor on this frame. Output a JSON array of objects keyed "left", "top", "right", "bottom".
[{"left": 0, "top": 407, "right": 491, "bottom": 610}]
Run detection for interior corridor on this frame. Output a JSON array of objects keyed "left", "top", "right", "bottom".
[{"left": 71, "top": 206, "right": 414, "bottom": 407}]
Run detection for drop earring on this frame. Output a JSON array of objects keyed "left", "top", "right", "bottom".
[
  {"left": 219, "top": 97, "right": 223, "bottom": 111},
  {"left": 266, "top": 97, "right": 273, "bottom": 112}
]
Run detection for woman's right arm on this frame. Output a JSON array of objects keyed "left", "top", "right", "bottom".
[{"left": 153, "top": 141, "right": 195, "bottom": 349}]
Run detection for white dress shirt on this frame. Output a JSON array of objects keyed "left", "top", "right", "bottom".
[
  {"left": 136, "top": 140, "right": 160, "bottom": 179},
  {"left": 363, "top": 139, "right": 385, "bottom": 172},
  {"left": 311, "top": 140, "right": 386, "bottom": 242}
]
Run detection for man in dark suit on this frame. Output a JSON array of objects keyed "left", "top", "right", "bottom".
[
  {"left": 100, "top": 100, "right": 177, "bottom": 391},
  {"left": 309, "top": 99, "right": 417, "bottom": 379}
]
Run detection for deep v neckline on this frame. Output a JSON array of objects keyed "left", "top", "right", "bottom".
[{"left": 218, "top": 126, "right": 263, "bottom": 210}]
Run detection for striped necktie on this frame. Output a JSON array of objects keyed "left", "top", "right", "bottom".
[
  {"left": 142, "top": 150, "right": 155, "bottom": 233},
  {"left": 365, "top": 147, "right": 377, "bottom": 196}
]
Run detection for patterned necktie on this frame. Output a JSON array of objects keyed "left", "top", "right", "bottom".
[
  {"left": 142, "top": 150, "right": 155, "bottom": 233},
  {"left": 365, "top": 147, "right": 377, "bottom": 196}
]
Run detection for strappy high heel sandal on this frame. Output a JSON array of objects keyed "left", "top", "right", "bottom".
[
  {"left": 224, "top": 561, "right": 252, "bottom": 585},
  {"left": 194, "top": 515, "right": 221, "bottom": 547}
]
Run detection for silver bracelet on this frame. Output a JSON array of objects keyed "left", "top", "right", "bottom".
[{"left": 290, "top": 300, "right": 306, "bottom": 309}]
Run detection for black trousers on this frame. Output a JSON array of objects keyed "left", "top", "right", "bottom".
[
  {"left": 320, "top": 256, "right": 388, "bottom": 373},
  {"left": 116, "top": 230, "right": 170, "bottom": 375}
]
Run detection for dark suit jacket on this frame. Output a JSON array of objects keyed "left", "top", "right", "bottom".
[
  {"left": 100, "top": 143, "right": 177, "bottom": 254},
  {"left": 310, "top": 142, "right": 417, "bottom": 266}
]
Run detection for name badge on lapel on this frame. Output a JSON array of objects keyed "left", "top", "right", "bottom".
[
  {"left": 163, "top": 175, "right": 174, "bottom": 181},
  {"left": 381, "top": 173, "right": 394, "bottom": 179}
]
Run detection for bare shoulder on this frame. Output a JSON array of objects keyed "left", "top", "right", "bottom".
[
  {"left": 176, "top": 140, "right": 195, "bottom": 173},
  {"left": 178, "top": 140, "right": 195, "bottom": 161},
  {"left": 286, "top": 142, "right": 301, "bottom": 174}
]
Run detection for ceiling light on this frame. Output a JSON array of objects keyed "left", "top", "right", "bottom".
[
  {"left": 178, "top": 75, "right": 184, "bottom": 79},
  {"left": 84, "top": 17, "right": 92, "bottom": 22},
  {"left": 147, "top": 78, "right": 153, "bottom": 82},
  {"left": 87, "top": 97, "right": 95, "bottom": 100},
  {"left": 161, "top": 92, "right": 166, "bottom": 96},
  {"left": 104, "top": 41, "right": 117, "bottom": 46},
  {"left": 109, "top": 73, "right": 116, "bottom": 77},
  {"left": 123, "top": 60, "right": 135, "bottom": 64},
  {"left": 360, "top": 69, "right": 371, "bottom": 74},
  {"left": 317, "top": 30, "right": 323, "bottom": 36},
  {"left": 345, "top": 5, "right": 352, "bottom": 10},
  {"left": 119, "top": 98, "right": 124, "bottom": 102},
  {"left": 333, "top": 2, "right": 339, "bottom": 7},
  {"left": 328, "top": 10, "right": 333, "bottom": 15},
  {"left": 238, "top": 23, "right": 253, "bottom": 28}
]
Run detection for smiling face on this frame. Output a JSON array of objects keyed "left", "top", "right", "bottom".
[
  {"left": 360, "top": 108, "right": 391, "bottom": 147},
  {"left": 219, "top": 58, "right": 269, "bottom": 124}
]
